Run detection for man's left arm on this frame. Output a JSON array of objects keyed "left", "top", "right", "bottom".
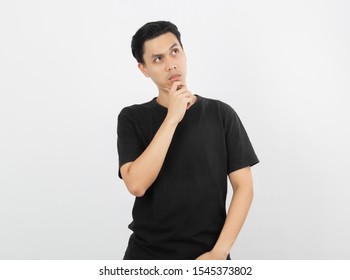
[{"left": 196, "top": 166, "right": 254, "bottom": 260}]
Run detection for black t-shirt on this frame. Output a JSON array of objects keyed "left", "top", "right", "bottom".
[{"left": 117, "top": 95, "right": 259, "bottom": 260}]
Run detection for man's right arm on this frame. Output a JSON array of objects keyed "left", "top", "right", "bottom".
[{"left": 120, "top": 82, "right": 192, "bottom": 197}]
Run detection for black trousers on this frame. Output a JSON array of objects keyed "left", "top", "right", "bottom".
[{"left": 123, "top": 254, "right": 232, "bottom": 260}]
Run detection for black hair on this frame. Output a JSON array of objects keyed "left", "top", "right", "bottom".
[{"left": 131, "top": 21, "right": 183, "bottom": 64}]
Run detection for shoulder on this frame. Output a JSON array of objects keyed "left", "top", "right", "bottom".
[
  {"left": 119, "top": 98, "right": 155, "bottom": 114},
  {"left": 118, "top": 99, "right": 156, "bottom": 120},
  {"left": 199, "top": 95, "right": 238, "bottom": 118}
]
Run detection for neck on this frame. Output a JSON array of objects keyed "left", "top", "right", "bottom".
[{"left": 156, "top": 91, "right": 170, "bottom": 108}]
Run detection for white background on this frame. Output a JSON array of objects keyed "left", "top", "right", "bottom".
[{"left": 0, "top": 0, "right": 349, "bottom": 259}]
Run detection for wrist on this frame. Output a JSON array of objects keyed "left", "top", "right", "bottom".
[
  {"left": 163, "top": 116, "right": 179, "bottom": 127},
  {"left": 212, "top": 246, "right": 230, "bottom": 260}
]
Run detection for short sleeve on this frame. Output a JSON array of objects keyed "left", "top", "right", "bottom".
[
  {"left": 117, "top": 107, "right": 143, "bottom": 179},
  {"left": 223, "top": 104, "right": 259, "bottom": 174}
]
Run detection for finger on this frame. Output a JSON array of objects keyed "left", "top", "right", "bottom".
[
  {"left": 178, "top": 91, "right": 192, "bottom": 98},
  {"left": 184, "top": 94, "right": 195, "bottom": 110},
  {"left": 184, "top": 93, "right": 192, "bottom": 99},
  {"left": 177, "top": 86, "right": 190, "bottom": 95},
  {"left": 170, "top": 81, "right": 185, "bottom": 93},
  {"left": 176, "top": 83, "right": 187, "bottom": 91},
  {"left": 182, "top": 95, "right": 193, "bottom": 110},
  {"left": 173, "top": 83, "right": 188, "bottom": 95}
]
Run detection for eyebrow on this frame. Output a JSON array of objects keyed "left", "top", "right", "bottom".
[{"left": 151, "top": 43, "right": 178, "bottom": 59}]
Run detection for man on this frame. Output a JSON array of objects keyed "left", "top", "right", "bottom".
[{"left": 117, "top": 21, "right": 259, "bottom": 260}]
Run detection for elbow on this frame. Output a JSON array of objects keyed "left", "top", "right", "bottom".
[
  {"left": 129, "top": 187, "right": 146, "bottom": 197},
  {"left": 246, "top": 184, "right": 254, "bottom": 200},
  {"left": 120, "top": 164, "right": 148, "bottom": 197},
  {"left": 127, "top": 183, "right": 146, "bottom": 197}
]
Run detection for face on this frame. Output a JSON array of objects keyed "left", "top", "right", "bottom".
[{"left": 138, "top": 32, "right": 187, "bottom": 93}]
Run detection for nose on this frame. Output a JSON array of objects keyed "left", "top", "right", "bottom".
[{"left": 166, "top": 59, "right": 177, "bottom": 71}]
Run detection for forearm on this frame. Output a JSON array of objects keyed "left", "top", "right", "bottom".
[
  {"left": 123, "top": 118, "right": 177, "bottom": 196},
  {"left": 122, "top": 83, "right": 193, "bottom": 197},
  {"left": 212, "top": 186, "right": 253, "bottom": 258}
]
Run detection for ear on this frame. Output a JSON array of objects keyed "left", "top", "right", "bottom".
[{"left": 138, "top": 63, "right": 149, "bottom": 78}]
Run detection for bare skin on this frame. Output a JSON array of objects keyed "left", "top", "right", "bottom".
[
  {"left": 120, "top": 32, "right": 254, "bottom": 259},
  {"left": 196, "top": 167, "right": 254, "bottom": 260},
  {"left": 120, "top": 81, "right": 194, "bottom": 197}
]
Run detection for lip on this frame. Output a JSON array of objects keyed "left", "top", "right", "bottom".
[{"left": 168, "top": 73, "right": 181, "bottom": 81}]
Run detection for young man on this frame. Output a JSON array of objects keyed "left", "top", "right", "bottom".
[{"left": 117, "top": 21, "right": 259, "bottom": 260}]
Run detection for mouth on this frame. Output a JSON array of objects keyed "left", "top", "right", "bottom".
[{"left": 168, "top": 73, "right": 181, "bottom": 81}]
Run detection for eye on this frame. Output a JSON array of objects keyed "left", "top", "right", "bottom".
[
  {"left": 154, "top": 56, "right": 162, "bottom": 63},
  {"left": 171, "top": 48, "right": 179, "bottom": 55}
]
